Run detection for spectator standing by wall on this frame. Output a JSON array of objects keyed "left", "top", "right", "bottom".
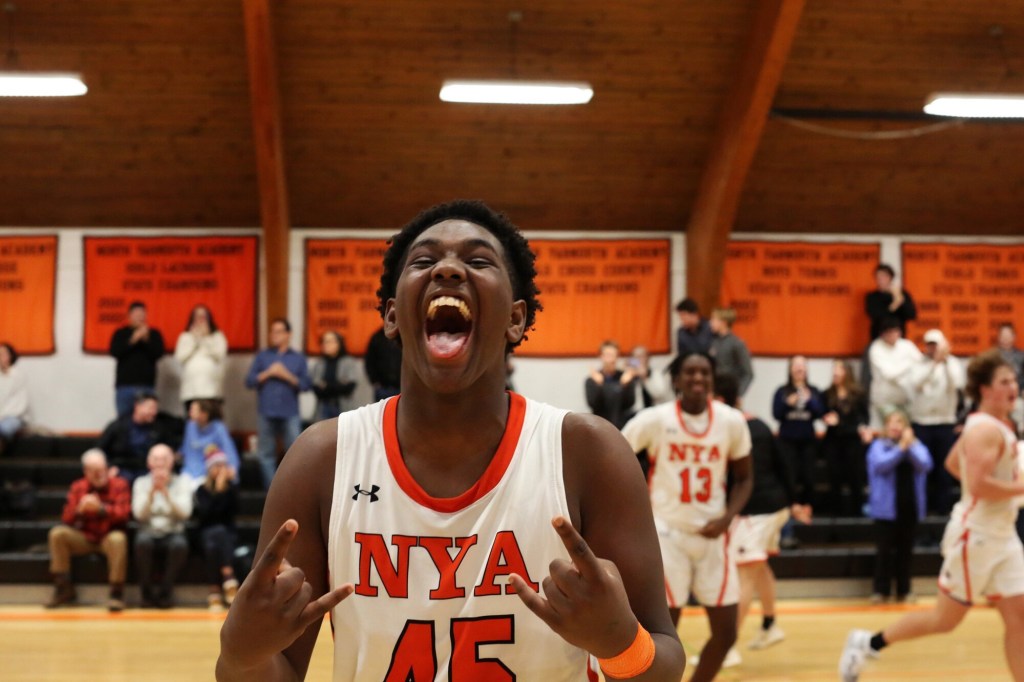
[
  {"left": 709, "top": 307, "right": 754, "bottom": 396},
  {"left": 865, "top": 264, "right": 917, "bottom": 342},
  {"left": 174, "top": 304, "right": 228, "bottom": 413},
  {"left": 585, "top": 340, "right": 637, "bottom": 430},
  {"left": 994, "top": 322, "right": 1024, "bottom": 434},
  {"left": 46, "top": 449, "right": 130, "bottom": 612},
  {"left": 772, "top": 355, "right": 826, "bottom": 509},
  {"left": 179, "top": 399, "right": 239, "bottom": 485},
  {"left": 822, "top": 359, "right": 872, "bottom": 516},
  {"left": 0, "top": 342, "right": 29, "bottom": 454},
  {"left": 194, "top": 447, "right": 239, "bottom": 611},
  {"left": 908, "top": 329, "right": 964, "bottom": 515},
  {"left": 132, "top": 444, "right": 193, "bottom": 608},
  {"left": 675, "top": 297, "right": 713, "bottom": 356},
  {"left": 364, "top": 325, "right": 402, "bottom": 402},
  {"left": 868, "top": 316, "right": 922, "bottom": 427},
  {"left": 309, "top": 330, "right": 360, "bottom": 421},
  {"left": 97, "top": 390, "right": 183, "bottom": 484},
  {"left": 109, "top": 301, "right": 165, "bottom": 418},
  {"left": 245, "top": 318, "right": 310, "bottom": 488},
  {"left": 865, "top": 409, "right": 931, "bottom": 603}
]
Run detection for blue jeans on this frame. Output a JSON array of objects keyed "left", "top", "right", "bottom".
[
  {"left": 115, "top": 384, "right": 152, "bottom": 418},
  {"left": 0, "top": 416, "right": 23, "bottom": 440},
  {"left": 257, "top": 415, "right": 302, "bottom": 489}
]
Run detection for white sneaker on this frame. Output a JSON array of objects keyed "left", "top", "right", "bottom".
[
  {"left": 748, "top": 624, "right": 786, "bottom": 650},
  {"left": 688, "top": 646, "right": 742, "bottom": 669},
  {"left": 838, "top": 629, "right": 877, "bottom": 682}
]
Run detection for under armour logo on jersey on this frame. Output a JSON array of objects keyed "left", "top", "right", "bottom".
[{"left": 353, "top": 484, "right": 380, "bottom": 502}]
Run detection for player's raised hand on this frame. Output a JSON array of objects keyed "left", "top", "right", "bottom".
[
  {"left": 219, "top": 519, "right": 354, "bottom": 673},
  {"left": 509, "top": 516, "right": 638, "bottom": 659}
]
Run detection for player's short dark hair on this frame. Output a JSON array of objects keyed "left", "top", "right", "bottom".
[
  {"left": 874, "top": 263, "right": 895, "bottom": 278},
  {"left": 668, "top": 351, "right": 716, "bottom": 381},
  {"left": 965, "top": 349, "right": 1014, "bottom": 403},
  {"left": 376, "top": 199, "right": 541, "bottom": 350},
  {"left": 714, "top": 372, "right": 739, "bottom": 408},
  {"left": 675, "top": 298, "right": 700, "bottom": 314}
]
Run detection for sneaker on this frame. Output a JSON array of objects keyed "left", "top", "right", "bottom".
[
  {"left": 107, "top": 597, "right": 126, "bottom": 613},
  {"left": 748, "top": 624, "right": 786, "bottom": 650},
  {"left": 222, "top": 578, "right": 239, "bottom": 606},
  {"left": 838, "top": 629, "right": 877, "bottom": 682},
  {"left": 688, "top": 647, "right": 742, "bottom": 669},
  {"left": 207, "top": 593, "right": 224, "bottom": 612}
]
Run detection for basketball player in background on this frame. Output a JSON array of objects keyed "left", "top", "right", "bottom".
[
  {"left": 840, "top": 349, "right": 1024, "bottom": 681},
  {"left": 217, "top": 200, "right": 685, "bottom": 681},
  {"left": 623, "top": 352, "right": 753, "bottom": 682}
]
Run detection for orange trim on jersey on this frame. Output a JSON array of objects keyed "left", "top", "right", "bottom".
[
  {"left": 716, "top": 530, "right": 731, "bottom": 607},
  {"left": 937, "top": 580, "right": 972, "bottom": 607},
  {"left": 675, "top": 399, "right": 714, "bottom": 438},
  {"left": 382, "top": 391, "right": 527, "bottom": 513},
  {"left": 961, "top": 529, "right": 973, "bottom": 604}
]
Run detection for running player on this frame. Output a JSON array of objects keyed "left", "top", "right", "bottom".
[
  {"left": 622, "top": 352, "right": 753, "bottom": 682},
  {"left": 839, "top": 349, "right": 1024, "bottom": 681},
  {"left": 216, "top": 200, "right": 685, "bottom": 681}
]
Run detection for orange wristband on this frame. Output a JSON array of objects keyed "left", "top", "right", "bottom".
[{"left": 597, "top": 622, "right": 656, "bottom": 679}]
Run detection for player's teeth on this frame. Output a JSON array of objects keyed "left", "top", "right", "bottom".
[{"left": 427, "top": 296, "right": 471, "bottom": 320}]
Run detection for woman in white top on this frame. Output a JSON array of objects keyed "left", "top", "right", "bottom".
[
  {"left": 174, "top": 304, "right": 228, "bottom": 412},
  {"left": 0, "top": 342, "right": 29, "bottom": 452}
]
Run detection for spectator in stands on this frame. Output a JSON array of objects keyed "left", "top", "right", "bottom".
[
  {"left": 46, "top": 449, "right": 130, "bottom": 612},
  {"left": 868, "top": 317, "right": 922, "bottom": 427},
  {"left": 109, "top": 300, "right": 165, "bottom": 418},
  {"left": 865, "top": 263, "right": 917, "bottom": 342},
  {"left": 908, "top": 329, "right": 964, "bottom": 515},
  {"left": 709, "top": 307, "right": 754, "bottom": 396},
  {"left": 194, "top": 447, "right": 239, "bottom": 611},
  {"left": 626, "top": 345, "right": 673, "bottom": 412},
  {"left": 675, "top": 297, "right": 713, "bottom": 356},
  {"left": 132, "top": 443, "right": 193, "bottom": 608},
  {"left": 719, "top": 374, "right": 810, "bottom": 665},
  {"left": 865, "top": 409, "right": 931, "bottom": 604},
  {"left": 97, "top": 390, "right": 183, "bottom": 484},
  {"left": 245, "top": 318, "right": 311, "bottom": 488},
  {"left": 994, "top": 322, "right": 1024, "bottom": 387},
  {"left": 0, "top": 342, "right": 29, "bottom": 455},
  {"left": 364, "top": 325, "right": 402, "bottom": 402},
  {"left": 174, "top": 303, "right": 228, "bottom": 413},
  {"left": 772, "top": 355, "right": 826, "bottom": 509},
  {"left": 179, "top": 399, "right": 239, "bottom": 486},
  {"left": 585, "top": 340, "right": 637, "bottom": 430},
  {"left": 822, "top": 359, "right": 872, "bottom": 516},
  {"left": 310, "top": 330, "right": 360, "bottom": 421}
]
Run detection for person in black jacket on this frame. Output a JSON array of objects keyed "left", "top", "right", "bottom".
[
  {"left": 195, "top": 447, "right": 240, "bottom": 611},
  {"left": 772, "top": 355, "right": 826, "bottom": 509},
  {"left": 97, "top": 391, "right": 183, "bottom": 484},
  {"left": 584, "top": 340, "right": 637, "bottom": 430},
  {"left": 822, "top": 359, "right": 874, "bottom": 516},
  {"left": 363, "top": 326, "right": 402, "bottom": 402},
  {"left": 109, "top": 300, "right": 165, "bottom": 418},
  {"left": 719, "top": 374, "right": 811, "bottom": 664}
]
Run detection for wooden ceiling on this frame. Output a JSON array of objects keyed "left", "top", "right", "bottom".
[{"left": 1, "top": 0, "right": 1022, "bottom": 235}]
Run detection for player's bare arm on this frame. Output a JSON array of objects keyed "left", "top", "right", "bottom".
[
  {"left": 217, "top": 419, "right": 352, "bottom": 681},
  {"left": 511, "top": 412, "right": 685, "bottom": 680},
  {"left": 700, "top": 455, "right": 753, "bottom": 539},
  {"left": 962, "top": 421, "right": 1024, "bottom": 501}
]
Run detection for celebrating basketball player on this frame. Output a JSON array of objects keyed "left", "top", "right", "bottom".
[
  {"left": 840, "top": 349, "right": 1024, "bottom": 681},
  {"left": 216, "top": 201, "right": 685, "bottom": 681},
  {"left": 622, "top": 353, "right": 754, "bottom": 682}
]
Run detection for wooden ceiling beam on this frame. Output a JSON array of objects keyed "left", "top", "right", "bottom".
[
  {"left": 685, "top": 0, "right": 806, "bottom": 315},
  {"left": 243, "top": 0, "right": 291, "bottom": 328}
]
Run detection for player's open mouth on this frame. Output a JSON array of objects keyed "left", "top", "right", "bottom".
[{"left": 425, "top": 295, "right": 473, "bottom": 359}]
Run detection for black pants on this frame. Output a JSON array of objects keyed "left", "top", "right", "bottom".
[
  {"left": 873, "top": 517, "right": 917, "bottom": 597},
  {"left": 912, "top": 422, "right": 958, "bottom": 515},
  {"left": 201, "top": 524, "right": 236, "bottom": 585},
  {"left": 823, "top": 433, "right": 866, "bottom": 516},
  {"left": 779, "top": 437, "right": 819, "bottom": 507},
  {"left": 134, "top": 530, "right": 189, "bottom": 596}
]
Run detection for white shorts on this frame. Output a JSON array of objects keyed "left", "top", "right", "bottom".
[
  {"left": 730, "top": 508, "right": 790, "bottom": 566},
  {"left": 937, "top": 521, "right": 1024, "bottom": 605},
  {"left": 655, "top": 517, "right": 738, "bottom": 608}
]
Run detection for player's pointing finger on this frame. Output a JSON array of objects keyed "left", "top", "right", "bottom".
[
  {"left": 551, "top": 516, "right": 598, "bottom": 576},
  {"left": 254, "top": 519, "right": 298, "bottom": 584}
]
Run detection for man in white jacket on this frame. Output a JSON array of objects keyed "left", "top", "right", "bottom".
[{"left": 868, "top": 317, "right": 922, "bottom": 428}]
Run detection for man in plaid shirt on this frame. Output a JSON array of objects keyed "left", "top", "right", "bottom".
[{"left": 46, "top": 448, "right": 132, "bottom": 611}]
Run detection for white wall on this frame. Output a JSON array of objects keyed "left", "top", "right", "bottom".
[{"left": 7, "top": 227, "right": 1021, "bottom": 434}]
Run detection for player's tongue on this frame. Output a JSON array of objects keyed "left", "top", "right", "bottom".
[
  {"left": 425, "top": 299, "right": 472, "bottom": 359},
  {"left": 426, "top": 331, "right": 468, "bottom": 359}
]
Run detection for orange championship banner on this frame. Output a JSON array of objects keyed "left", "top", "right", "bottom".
[
  {"left": 519, "top": 239, "right": 671, "bottom": 357},
  {"left": 720, "top": 241, "right": 880, "bottom": 357},
  {"left": 902, "top": 243, "right": 1024, "bottom": 356},
  {"left": 304, "top": 238, "right": 389, "bottom": 356},
  {"left": 82, "top": 236, "right": 258, "bottom": 353},
  {"left": 0, "top": 235, "right": 58, "bottom": 355}
]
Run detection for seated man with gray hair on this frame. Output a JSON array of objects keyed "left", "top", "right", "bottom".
[{"left": 46, "top": 448, "right": 131, "bottom": 612}]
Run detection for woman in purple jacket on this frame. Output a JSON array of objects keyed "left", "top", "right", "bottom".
[{"left": 866, "top": 409, "right": 932, "bottom": 603}]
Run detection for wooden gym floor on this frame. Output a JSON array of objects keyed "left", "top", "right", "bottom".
[{"left": 0, "top": 598, "right": 1012, "bottom": 681}]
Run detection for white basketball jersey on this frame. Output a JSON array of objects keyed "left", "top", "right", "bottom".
[
  {"left": 327, "top": 393, "right": 596, "bottom": 682},
  {"left": 623, "top": 399, "right": 751, "bottom": 533},
  {"left": 952, "top": 411, "right": 1020, "bottom": 537}
]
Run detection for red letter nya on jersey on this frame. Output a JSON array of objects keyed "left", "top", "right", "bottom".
[{"left": 354, "top": 531, "right": 540, "bottom": 600}]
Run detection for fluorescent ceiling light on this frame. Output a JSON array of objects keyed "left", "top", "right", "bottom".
[
  {"left": 924, "top": 93, "right": 1024, "bottom": 118},
  {"left": 0, "top": 72, "right": 87, "bottom": 97},
  {"left": 440, "top": 80, "right": 593, "bottom": 105}
]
